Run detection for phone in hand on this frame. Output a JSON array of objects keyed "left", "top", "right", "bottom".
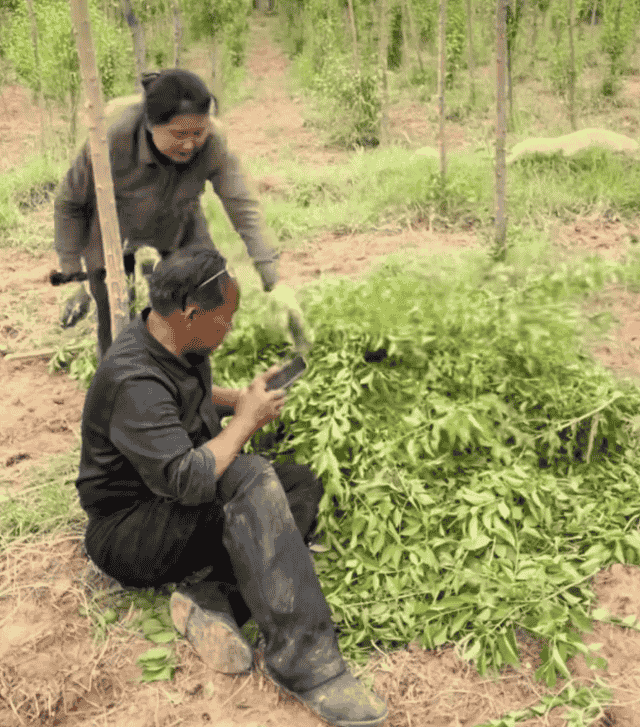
[{"left": 265, "top": 355, "right": 307, "bottom": 391}]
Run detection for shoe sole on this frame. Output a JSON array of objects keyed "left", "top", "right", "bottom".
[
  {"left": 170, "top": 592, "right": 253, "bottom": 675},
  {"left": 262, "top": 665, "right": 388, "bottom": 727}
]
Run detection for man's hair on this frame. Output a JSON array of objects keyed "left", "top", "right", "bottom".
[
  {"left": 141, "top": 69, "right": 216, "bottom": 126},
  {"left": 149, "top": 248, "right": 229, "bottom": 317}
]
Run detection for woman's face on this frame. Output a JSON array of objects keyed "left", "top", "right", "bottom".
[{"left": 149, "top": 113, "right": 211, "bottom": 164}]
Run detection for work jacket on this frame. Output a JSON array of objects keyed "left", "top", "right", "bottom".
[{"left": 53, "top": 101, "right": 279, "bottom": 290}]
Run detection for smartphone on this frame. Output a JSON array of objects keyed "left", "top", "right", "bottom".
[{"left": 266, "top": 355, "right": 307, "bottom": 391}]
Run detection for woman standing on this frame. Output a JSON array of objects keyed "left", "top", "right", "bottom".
[{"left": 54, "top": 68, "right": 303, "bottom": 360}]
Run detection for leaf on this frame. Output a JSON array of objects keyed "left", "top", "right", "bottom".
[
  {"left": 497, "top": 501, "right": 510, "bottom": 519},
  {"left": 142, "top": 618, "right": 165, "bottom": 636},
  {"left": 147, "top": 631, "right": 176, "bottom": 644},
  {"left": 137, "top": 647, "right": 173, "bottom": 663},
  {"left": 497, "top": 633, "right": 520, "bottom": 667},
  {"left": 460, "top": 489, "right": 494, "bottom": 506},
  {"left": 467, "top": 534, "right": 491, "bottom": 551},
  {"left": 140, "top": 665, "right": 174, "bottom": 682}
]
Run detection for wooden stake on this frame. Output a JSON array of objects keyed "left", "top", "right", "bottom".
[{"left": 69, "top": 0, "right": 129, "bottom": 343}]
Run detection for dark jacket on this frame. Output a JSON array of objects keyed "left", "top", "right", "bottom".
[
  {"left": 76, "top": 307, "right": 224, "bottom": 520},
  {"left": 54, "top": 102, "right": 279, "bottom": 289}
]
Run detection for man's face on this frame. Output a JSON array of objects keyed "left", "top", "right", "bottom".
[
  {"left": 149, "top": 113, "right": 211, "bottom": 164},
  {"left": 184, "top": 278, "right": 240, "bottom": 356}
]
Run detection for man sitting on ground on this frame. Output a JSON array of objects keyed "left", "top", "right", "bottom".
[{"left": 74, "top": 247, "right": 388, "bottom": 727}]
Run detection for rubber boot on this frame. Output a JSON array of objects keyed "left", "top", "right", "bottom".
[{"left": 218, "top": 456, "right": 387, "bottom": 726}]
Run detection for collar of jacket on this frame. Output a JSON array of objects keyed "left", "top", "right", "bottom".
[{"left": 139, "top": 307, "right": 208, "bottom": 374}]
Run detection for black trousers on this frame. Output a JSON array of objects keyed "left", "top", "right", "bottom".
[{"left": 84, "top": 455, "right": 346, "bottom": 693}]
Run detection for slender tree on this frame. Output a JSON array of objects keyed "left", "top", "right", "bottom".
[
  {"left": 495, "top": 0, "right": 508, "bottom": 258},
  {"left": 466, "top": 0, "right": 476, "bottom": 105},
  {"left": 24, "top": 0, "right": 47, "bottom": 155},
  {"left": 378, "top": 0, "right": 390, "bottom": 145},
  {"left": 347, "top": 0, "right": 360, "bottom": 73},
  {"left": 69, "top": 0, "right": 129, "bottom": 342},
  {"left": 402, "top": 0, "right": 424, "bottom": 73},
  {"left": 568, "top": 0, "right": 576, "bottom": 129},
  {"left": 438, "top": 0, "right": 447, "bottom": 179},
  {"left": 121, "top": 0, "right": 145, "bottom": 92},
  {"left": 173, "top": 0, "right": 182, "bottom": 67}
]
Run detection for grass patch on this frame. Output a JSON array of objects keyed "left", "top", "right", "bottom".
[
  {"left": 0, "top": 153, "right": 66, "bottom": 247},
  {"left": 0, "top": 449, "right": 85, "bottom": 550}
]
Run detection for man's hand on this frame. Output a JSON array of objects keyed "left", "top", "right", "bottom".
[
  {"left": 268, "top": 283, "right": 312, "bottom": 353},
  {"left": 236, "top": 364, "right": 287, "bottom": 433}
]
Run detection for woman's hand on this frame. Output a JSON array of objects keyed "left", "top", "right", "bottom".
[{"left": 268, "top": 283, "right": 312, "bottom": 352}]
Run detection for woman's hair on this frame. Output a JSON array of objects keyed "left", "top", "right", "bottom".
[
  {"left": 148, "top": 247, "right": 230, "bottom": 316},
  {"left": 141, "top": 69, "right": 216, "bottom": 126}
]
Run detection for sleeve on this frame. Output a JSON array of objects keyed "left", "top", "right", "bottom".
[
  {"left": 109, "top": 379, "right": 220, "bottom": 506},
  {"left": 207, "top": 128, "right": 280, "bottom": 291},
  {"left": 54, "top": 142, "right": 96, "bottom": 275}
]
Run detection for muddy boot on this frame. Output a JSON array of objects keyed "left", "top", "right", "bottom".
[
  {"left": 264, "top": 667, "right": 388, "bottom": 727},
  {"left": 170, "top": 589, "right": 253, "bottom": 675},
  {"left": 218, "top": 455, "right": 387, "bottom": 726}
]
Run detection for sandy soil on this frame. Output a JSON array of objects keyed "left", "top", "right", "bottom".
[{"left": 3, "top": 13, "right": 640, "bottom": 727}]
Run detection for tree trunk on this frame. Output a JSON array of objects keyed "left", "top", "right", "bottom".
[
  {"left": 347, "top": 0, "right": 360, "bottom": 74},
  {"left": 212, "top": 36, "right": 223, "bottom": 114},
  {"left": 69, "top": 0, "right": 129, "bottom": 342},
  {"left": 403, "top": 0, "right": 424, "bottom": 73},
  {"left": 173, "top": 0, "right": 182, "bottom": 67},
  {"left": 121, "top": 0, "right": 146, "bottom": 92},
  {"left": 591, "top": 0, "right": 598, "bottom": 25},
  {"left": 24, "top": 0, "right": 47, "bottom": 155},
  {"left": 378, "top": 0, "right": 390, "bottom": 146},
  {"left": 530, "top": 1, "right": 537, "bottom": 68},
  {"left": 466, "top": 0, "right": 476, "bottom": 105},
  {"left": 495, "top": 0, "right": 508, "bottom": 258},
  {"left": 568, "top": 0, "right": 577, "bottom": 129},
  {"left": 438, "top": 0, "right": 447, "bottom": 180}
]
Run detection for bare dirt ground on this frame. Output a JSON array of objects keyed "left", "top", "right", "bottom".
[{"left": 3, "top": 14, "right": 640, "bottom": 727}]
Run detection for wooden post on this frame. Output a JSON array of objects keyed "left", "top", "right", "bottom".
[
  {"left": 121, "top": 0, "right": 146, "bottom": 92},
  {"left": 378, "top": 0, "right": 390, "bottom": 146},
  {"left": 346, "top": 0, "right": 360, "bottom": 74},
  {"left": 438, "top": 0, "right": 447, "bottom": 180},
  {"left": 24, "top": 0, "right": 47, "bottom": 155},
  {"left": 69, "top": 0, "right": 129, "bottom": 342},
  {"left": 495, "top": 0, "right": 508, "bottom": 258},
  {"left": 568, "top": 0, "right": 577, "bottom": 130}
]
